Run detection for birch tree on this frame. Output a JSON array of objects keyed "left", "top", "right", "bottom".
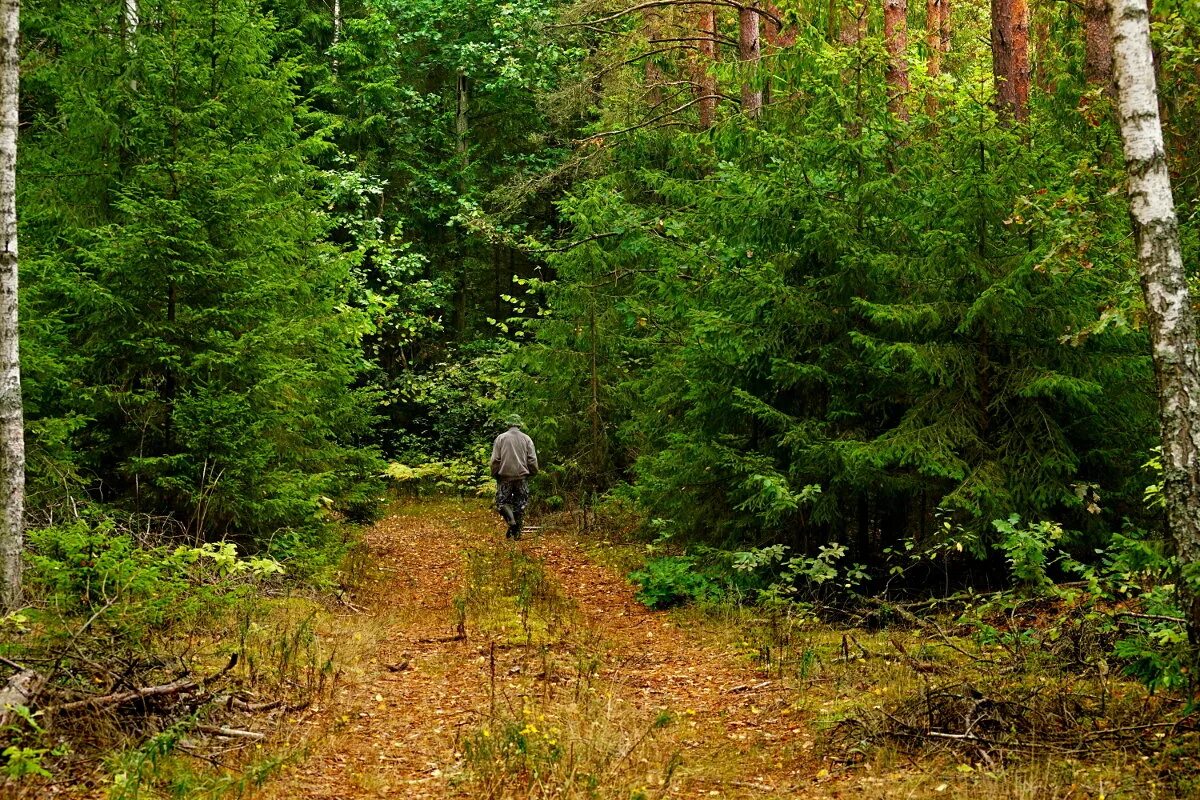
[
  {"left": 1110, "top": 0, "right": 1200, "bottom": 638},
  {"left": 0, "top": 0, "right": 21, "bottom": 612}
]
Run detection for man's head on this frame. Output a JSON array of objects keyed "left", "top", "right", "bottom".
[{"left": 505, "top": 413, "right": 525, "bottom": 429}]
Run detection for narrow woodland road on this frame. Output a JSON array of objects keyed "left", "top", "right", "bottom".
[{"left": 257, "top": 499, "right": 812, "bottom": 800}]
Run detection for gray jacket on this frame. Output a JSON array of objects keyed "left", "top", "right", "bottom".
[{"left": 490, "top": 427, "right": 539, "bottom": 480}]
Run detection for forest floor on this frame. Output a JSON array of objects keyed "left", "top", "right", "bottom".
[
  {"left": 246, "top": 498, "right": 1190, "bottom": 800},
  {"left": 254, "top": 498, "right": 810, "bottom": 800}
]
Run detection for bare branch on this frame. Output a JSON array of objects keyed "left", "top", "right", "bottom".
[
  {"left": 556, "top": 1, "right": 782, "bottom": 31},
  {"left": 576, "top": 94, "right": 733, "bottom": 142}
]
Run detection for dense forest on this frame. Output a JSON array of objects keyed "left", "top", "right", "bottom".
[{"left": 2, "top": 0, "right": 1200, "bottom": 796}]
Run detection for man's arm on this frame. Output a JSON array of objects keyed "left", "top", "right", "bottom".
[
  {"left": 490, "top": 437, "right": 502, "bottom": 477},
  {"left": 525, "top": 436, "right": 539, "bottom": 476}
]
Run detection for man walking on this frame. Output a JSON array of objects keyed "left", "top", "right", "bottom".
[{"left": 490, "top": 415, "right": 538, "bottom": 539}]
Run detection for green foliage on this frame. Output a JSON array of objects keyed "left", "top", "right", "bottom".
[
  {"left": 20, "top": 0, "right": 384, "bottom": 539},
  {"left": 629, "top": 556, "right": 724, "bottom": 609},
  {"left": 23, "top": 513, "right": 284, "bottom": 635},
  {"left": 517, "top": 12, "right": 1157, "bottom": 582},
  {"left": 385, "top": 459, "right": 491, "bottom": 495},
  {"left": 992, "top": 515, "right": 1066, "bottom": 589}
]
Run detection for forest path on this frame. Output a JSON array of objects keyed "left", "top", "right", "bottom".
[{"left": 256, "top": 498, "right": 812, "bottom": 800}]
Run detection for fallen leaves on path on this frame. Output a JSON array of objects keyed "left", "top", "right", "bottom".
[{"left": 254, "top": 500, "right": 813, "bottom": 799}]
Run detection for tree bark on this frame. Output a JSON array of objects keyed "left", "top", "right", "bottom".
[
  {"left": 643, "top": 10, "right": 666, "bottom": 107},
  {"left": 991, "top": 0, "right": 1030, "bottom": 122},
  {"left": 455, "top": 71, "right": 469, "bottom": 159},
  {"left": 927, "top": 0, "right": 942, "bottom": 79},
  {"left": 738, "top": 3, "right": 763, "bottom": 117},
  {"left": 1085, "top": 0, "right": 1114, "bottom": 90},
  {"left": 1110, "top": 0, "right": 1200, "bottom": 639},
  {"left": 0, "top": 0, "right": 22, "bottom": 613},
  {"left": 884, "top": 0, "right": 911, "bottom": 120},
  {"left": 926, "top": 0, "right": 943, "bottom": 114},
  {"left": 940, "top": 0, "right": 952, "bottom": 54},
  {"left": 124, "top": 0, "right": 138, "bottom": 38},
  {"left": 840, "top": 0, "right": 868, "bottom": 45},
  {"left": 763, "top": 3, "right": 796, "bottom": 48},
  {"left": 331, "top": 0, "right": 342, "bottom": 74},
  {"left": 695, "top": 8, "right": 719, "bottom": 127}
]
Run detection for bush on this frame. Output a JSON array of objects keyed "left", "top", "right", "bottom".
[
  {"left": 629, "top": 556, "right": 724, "bottom": 609},
  {"left": 23, "top": 512, "right": 284, "bottom": 637}
]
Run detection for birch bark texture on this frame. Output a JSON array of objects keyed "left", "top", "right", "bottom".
[
  {"left": 1110, "top": 0, "right": 1200, "bottom": 637},
  {"left": 0, "top": 0, "right": 23, "bottom": 612}
]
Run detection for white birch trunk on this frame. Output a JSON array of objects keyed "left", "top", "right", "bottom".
[
  {"left": 331, "top": 0, "right": 341, "bottom": 74},
  {"left": 0, "top": 0, "right": 23, "bottom": 612},
  {"left": 1111, "top": 0, "right": 1200, "bottom": 636},
  {"left": 125, "top": 0, "right": 138, "bottom": 38}
]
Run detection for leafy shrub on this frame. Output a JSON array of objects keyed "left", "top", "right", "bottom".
[
  {"left": 992, "top": 515, "right": 1066, "bottom": 589},
  {"left": 733, "top": 542, "right": 869, "bottom": 603},
  {"left": 629, "top": 556, "right": 723, "bottom": 609},
  {"left": 384, "top": 457, "right": 492, "bottom": 496},
  {"left": 24, "top": 512, "right": 284, "bottom": 636}
]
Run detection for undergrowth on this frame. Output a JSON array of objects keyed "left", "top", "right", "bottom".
[
  {"left": 0, "top": 507, "right": 360, "bottom": 798},
  {"left": 454, "top": 539, "right": 684, "bottom": 799}
]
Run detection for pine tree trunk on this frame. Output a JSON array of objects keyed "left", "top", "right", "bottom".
[
  {"left": 0, "top": 0, "right": 22, "bottom": 612},
  {"left": 695, "top": 9, "right": 718, "bottom": 127},
  {"left": 991, "top": 0, "right": 1030, "bottom": 122},
  {"left": 1085, "top": 0, "right": 1114, "bottom": 89},
  {"left": 926, "top": 0, "right": 943, "bottom": 114},
  {"left": 739, "top": 4, "right": 763, "bottom": 117},
  {"left": 644, "top": 10, "right": 665, "bottom": 108},
  {"left": 927, "top": 0, "right": 942, "bottom": 79},
  {"left": 940, "top": 0, "right": 952, "bottom": 54},
  {"left": 763, "top": 3, "right": 796, "bottom": 48},
  {"left": 840, "top": 0, "right": 868, "bottom": 46},
  {"left": 884, "top": 0, "right": 911, "bottom": 120},
  {"left": 1111, "top": 0, "right": 1200, "bottom": 639},
  {"left": 455, "top": 71, "right": 469, "bottom": 158}
]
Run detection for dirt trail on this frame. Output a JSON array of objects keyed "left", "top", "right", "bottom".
[{"left": 257, "top": 500, "right": 811, "bottom": 799}]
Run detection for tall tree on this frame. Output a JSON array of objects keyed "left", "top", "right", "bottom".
[
  {"left": 695, "top": 8, "right": 719, "bottom": 127},
  {"left": 840, "top": 0, "right": 868, "bottom": 45},
  {"left": 1085, "top": 0, "right": 1114, "bottom": 89},
  {"left": 0, "top": 0, "right": 20, "bottom": 611},
  {"left": 1110, "top": 0, "right": 1200, "bottom": 638},
  {"left": 991, "top": 0, "right": 1030, "bottom": 121},
  {"left": 739, "top": 2, "right": 762, "bottom": 117},
  {"left": 927, "top": 0, "right": 943, "bottom": 79},
  {"left": 940, "top": 0, "right": 951, "bottom": 54},
  {"left": 926, "top": 0, "right": 944, "bottom": 113},
  {"left": 884, "top": 0, "right": 911, "bottom": 120}
]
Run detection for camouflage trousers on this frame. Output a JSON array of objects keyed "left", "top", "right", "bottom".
[{"left": 495, "top": 479, "right": 529, "bottom": 537}]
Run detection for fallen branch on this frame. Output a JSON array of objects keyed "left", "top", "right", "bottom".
[
  {"left": 1115, "top": 611, "right": 1187, "bottom": 624},
  {"left": 195, "top": 724, "right": 266, "bottom": 740},
  {"left": 46, "top": 675, "right": 200, "bottom": 714}
]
